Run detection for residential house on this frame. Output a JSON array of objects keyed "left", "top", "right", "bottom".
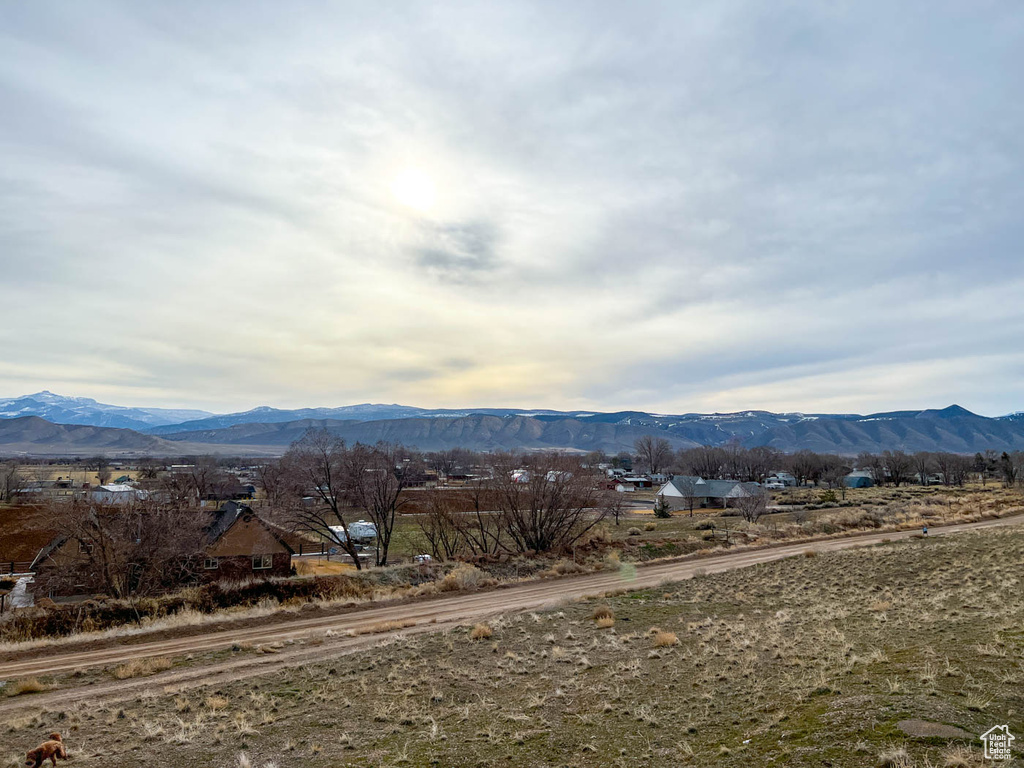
[
  {"left": 29, "top": 502, "right": 294, "bottom": 600},
  {"left": 618, "top": 476, "right": 653, "bottom": 490},
  {"left": 16, "top": 478, "right": 86, "bottom": 501},
  {"left": 90, "top": 484, "right": 149, "bottom": 504},
  {"left": 656, "top": 476, "right": 759, "bottom": 509},
  {"left": 202, "top": 502, "right": 294, "bottom": 581}
]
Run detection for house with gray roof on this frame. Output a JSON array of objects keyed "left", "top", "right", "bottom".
[{"left": 656, "top": 476, "right": 759, "bottom": 510}]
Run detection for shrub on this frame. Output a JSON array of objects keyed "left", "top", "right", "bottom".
[
  {"left": 591, "top": 605, "right": 614, "bottom": 622},
  {"left": 627, "top": 527, "right": 643, "bottom": 536},
  {"left": 596, "top": 616, "right": 615, "bottom": 629},
  {"left": 6, "top": 677, "right": 49, "bottom": 696},
  {"left": 693, "top": 519, "right": 717, "bottom": 530},
  {"left": 876, "top": 746, "right": 911, "bottom": 767},
  {"left": 546, "top": 560, "right": 585, "bottom": 576},
  {"left": 112, "top": 656, "right": 173, "bottom": 679},
  {"left": 643, "top": 521, "right": 657, "bottom": 532},
  {"left": 438, "top": 563, "right": 483, "bottom": 592},
  {"left": 940, "top": 746, "right": 975, "bottom": 768},
  {"left": 652, "top": 630, "right": 679, "bottom": 647},
  {"left": 205, "top": 695, "right": 229, "bottom": 711},
  {"left": 603, "top": 549, "right": 621, "bottom": 570},
  {"left": 469, "top": 623, "right": 493, "bottom": 640}
]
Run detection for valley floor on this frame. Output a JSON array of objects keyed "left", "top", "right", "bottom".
[{"left": 3, "top": 523, "right": 1023, "bottom": 767}]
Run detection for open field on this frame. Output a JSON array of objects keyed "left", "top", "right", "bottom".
[{"left": 1, "top": 515, "right": 1022, "bottom": 767}]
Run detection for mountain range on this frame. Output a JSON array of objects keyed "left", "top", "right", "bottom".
[
  {"left": 1, "top": 392, "right": 1023, "bottom": 457},
  {"left": 0, "top": 392, "right": 212, "bottom": 430}
]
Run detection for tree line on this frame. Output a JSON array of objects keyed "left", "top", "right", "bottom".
[{"left": 631, "top": 437, "right": 1024, "bottom": 490}]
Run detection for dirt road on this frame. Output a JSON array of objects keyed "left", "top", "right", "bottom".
[{"left": 1, "top": 513, "right": 1020, "bottom": 716}]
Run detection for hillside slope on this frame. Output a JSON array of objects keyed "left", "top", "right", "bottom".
[
  {"left": 0, "top": 417, "right": 275, "bottom": 457},
  {"left": 4, "top": 403, "right": 1024, "bottom": 456},
  {"left": 161, "top": 415, "right": 702, "bottom": 453}
]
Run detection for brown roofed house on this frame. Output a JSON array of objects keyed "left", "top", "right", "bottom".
[{"left": 203, "top": 502, "right": 294, "bottom": 581}]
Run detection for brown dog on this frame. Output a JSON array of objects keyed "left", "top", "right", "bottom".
[{"left": 25, "top": 732, "right": 67, "bottom": 768}]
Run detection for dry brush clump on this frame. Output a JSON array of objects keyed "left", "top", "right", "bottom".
[
  {"left": 541, "top": 559, "right": 586, "bottom": 577},
  {"left": 469, "top": 623, "right": 493, "bottom": 640},
  {"left": 876, "top": 746, "right": 911, "bottom": 767},
  {"left": 650, "top": 629, "right": 679, "bottom": 647},
  {"left": 356, "top": 619, "right": 417, "bottom": 635},
  {"left": 112, "top": 656, "right": 173, "bottom": 679},
  {"left": 591, "top": 605, "right": 614, "bottom": 621},
  {"left": 3, "top": 677, "right": 49, "bottom": 696},
  {"left": 438, "top": 563, "right": 484, "bottom": 592},
  {"left": 591, "top": 605, "right": 615, "bottom": 629}
]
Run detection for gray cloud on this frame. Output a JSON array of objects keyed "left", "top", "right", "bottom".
[{"left": 414, "top": 221, "right": 500, "bottom": 281}]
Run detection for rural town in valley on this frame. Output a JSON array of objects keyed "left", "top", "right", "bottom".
[{"left": 1, "top": 3, "right": 1022, "bottom": 767}]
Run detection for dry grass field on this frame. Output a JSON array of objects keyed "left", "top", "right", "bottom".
[
  {"left": 3, "top": 524, "right": 1021, "bottom": 767},
  {"left": 292, "top": 559, "right": 357, "bottom": 576},
  {"left": 15, "top": 463, "right": 127, "bottom": 487}
]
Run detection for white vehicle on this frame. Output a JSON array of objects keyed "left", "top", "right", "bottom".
[
  {"left": 413, "top": 554, "right": 433, "bottom": 564},
  {"left": 763, "top": 479, "right": 785, "bottom": 490},
  {"left": 328, "top": 520, "right": 378, "bottom": 543}
]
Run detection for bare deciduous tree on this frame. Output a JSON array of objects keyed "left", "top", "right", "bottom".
[
  {"left": 417, "top": 493, "right": 467, "bottom": 561},
  {"left": 343, "top": 442, "right": 417, "bottom": 567},
  {"left": 488, "top": 453, "right": 614, "bottom": 554},
  {"left": 883, "top": 450, "right": 913, "bottom": 487},
  {"left": 821, "top": 457, "right": 852, "bottom": 499},
  {"left": 858, "top": 452, "right": 887, "bottom": 487},
  {"left": 912, "top": 452, "right": 934, "bottom": 486},
  {"left": 681, "top": 446, "right": 725, "bottom": 480},
  {"left": 735, "top": 487, "right": 769, "bottom": 524},
  {"left": 634, "top": 436, "right": 673, "bottom": 475},
  {"left": 999, "top": 452, "right": 1019, "bottom": 487},
  {"left": 426, "top": 448, "right": 475, "bottom": 484},
  {"left": 254, "top": 459, "right": 298, "bottom": 507},
  {"left": 0, "top": 461, "right": 24, "bottom": 502},
  {"left": 46, "top": 499, "right": 206, "bottom": 599},
  {"left": 788, "top": 450, "right": 820, "bottom": 487},
  {"left": 90, "top": 456, "right": 112, "bottom": 486},
  {"left": 282, "top": 428, "right": 364, "bottom": 569}
]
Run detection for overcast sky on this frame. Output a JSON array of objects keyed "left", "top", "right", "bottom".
[{"left": 2, "top": 2, "right": 1023, "bottom": 416}]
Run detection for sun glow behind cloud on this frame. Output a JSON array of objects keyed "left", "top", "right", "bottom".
[
  {"left": 0, "top": 2, "right": 1022, "bottom": 415},
  {"left": 391, "top": 168, "right": 437, "bottom": 213}
]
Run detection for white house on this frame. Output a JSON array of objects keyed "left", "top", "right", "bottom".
[
  {"left": 90, "top": 484, "right": 149, "bottom": 505},
  {"left": 656, "top": 476, "right": 759, "bottom": 509}
]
